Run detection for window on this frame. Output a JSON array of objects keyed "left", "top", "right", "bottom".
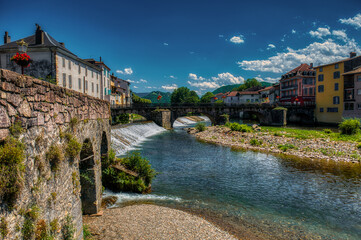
[
  {"left": 334, "top": 71, "right": 340, "bottom": 79},
  {"left": 320, "top": 107, "right": 324, "bottom": 112},
  {"left": 96, "top": 84, "right": 99, "bottom": 93},
  {"left": 318, "top": 74, "right": 324, "bottom": 81},
  {"left": 96, "top": 73, "right": 98, "bottom": 79},
  {"left": 78, "top": 78, "right": 81, "bottom": 89},
  {"left": 304, "top": 88, "right": 307, "bottom": 95},
  {"left": 85, "top": 68, "right": 88, "bottom": 77},
  {"left": 327, "top": 107, "right": 338, "bottom": 112},
  {"left": 68, "top": 60, "right": 71, "bottom": 70},
  {"left": 358, "top": 89, "right": 361, "bottom": 95},
  {"left": 92, "top": 82, "right": 94, "bottom": 92},
  {"left": 319, "top": 67, "right": 323, "bottom": 72},
  {"left": 345, "top": 103, "right": 352, "bottom": 111},
  {"left": 68, "top": 75, "right": 72, "bottom": 88},
  {"left": 92, "top": 71, "right": 94, "bottom": 78},
  {"left": 358, "top": 76, "right": 361, "bottom": 82},
  {"left": 78, "top": 65, "right": 81, "bottom": 74},
  {"left": 333, "top": 96, "right": 340, "bottom": 104},
  {"left": 335, "top": 83, "right": 339, "bottom": 91},
  {"left": 345, "top": 103, "right": 355, "bottom": 110},
  {"left": 345, "top": 89, "right": 354, "bottom": 100},
  {"left": 62, "top": 58, "right": 65, "bottom": 68},
  {"left": 335, "top": 63, "right": 339, "bottom": 69},
  {"left": 85, "top": 81, "right": 88, "bottom": 91},
  {"left": 318, "top": 85, "right": 324, "bottom": 92},
  {"left": 63, "top": 73, "right": 66, "bottom": 87},
  {"left": 358, "top": 103, "right": 361, "bottom": 110}
]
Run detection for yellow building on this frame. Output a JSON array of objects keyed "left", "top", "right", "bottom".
[{"left": 315, "top": 52, "right": 361, "bottom": 124}]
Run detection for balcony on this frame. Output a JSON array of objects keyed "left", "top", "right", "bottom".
[{"left": 281, "top": 85, "right": 298, "bottom": 90}]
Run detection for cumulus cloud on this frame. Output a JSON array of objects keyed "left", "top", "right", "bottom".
[
  {"left": 125, "top": 79, "right": 135, "bottom": 83},
  {"left": 188, "top": 73, "right": 205, "bottom": 81},
  {"left": 309, "top": 27, "right": 331, "bottom": 39},
  {"left": 169, "top": 75, "right": 177, "bottom": 79},
  {"left": 255, "top": 76, "right": 280, "bottom": 83},
  {"left": 163, "top": 42, "right": 169, "bottom": 46},
  {"left": 332, "top": 30, "right": 348, "bottom": 41},
  {"left": 339, "top": 13, "right": 361, "bottom": 29},
  {"left": 161, "top": 84, "right": 178, "bottom": 91},
  {"left": 267, "top": 44, "right": 276, "bottom": 50},
  {"left": 238, "top": 39, "right": 360, "bottom": 73},
  {"left": 116, "top": 67, "right": 133, "bottom": 75},
  {"left": 230, "top": 35, "right": 245, "bottom": 44},
  {"left": 187, "top": 81, "right": 220, "bottom": 89},
  {"left": 292, "top": 29, "right": 296, "bottom": 34},
  {"left": 211, "top": 72, "right": 244, "bottom": 84},
  {"left": 133, "top": 86, "right": 138, "bottom": 89},
  {"left": 139, "top": 79, "right": 147, "bottom": 83}
]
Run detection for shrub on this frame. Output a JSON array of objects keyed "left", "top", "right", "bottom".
[
  {"left": 323, "top": 129, "right": 332, "bottom": 134},
  {"left": 220, "top": 114, "right": 229, "bottom": 124},
  {"left": 46, "top": 144, "right": 64, "bottom": 172},
  {"left": 339, "top": 118, "right": 360, "bottom": 135},
  {"left": 83, "top": 224, "right": 93, "bottom": 240},
  {"left": 229, "top": 123, "right": 253, "bottom": 132},
  {"left": 195, "top": 122, "right": 206, "bottom": 132},
  {"left": 65, "top": 136, "right": 82, "bottom": 159},
  {"left": 102, "top": 152, "right": 157, "bottom": 193},
  {"left": 250, "top": 139, "right": 262, "bottom": 146},
  {"left": 278, "top": 144, "right": 297, "bottom": 152},
  {"left": 69, "top": 117, "right": 79, "bottom": 130},
  {"left": 9, "top": 120, "right": 24, "bottom": 138},
  {"left": 116, "top": 113, "right": 130, "bottom": 124},
  {"left": 0, "top": 136, "right": 25, "bottom": 206}
]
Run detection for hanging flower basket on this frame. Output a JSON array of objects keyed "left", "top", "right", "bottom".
[{"left": 11, "top": 53, "right": 32, "bottom": 68}]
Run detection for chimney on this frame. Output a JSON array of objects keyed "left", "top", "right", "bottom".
[
  {"left": 35, "top": 24, "right": 44, "bottom": 45},
  {"left": 59, "top": 42, "right": 65, "bottom": 47},
  {"left": 310, "top": 63, "right": 313, "bottom": 68},
  {"left": 4, "top": 31, "right": 11, "bottom": 44},
  {"left": 350, "top": 52, "right": 357, "bottom": 58},
  {"left": 100, "top": 56, "right": 102, "bottom": 62}
]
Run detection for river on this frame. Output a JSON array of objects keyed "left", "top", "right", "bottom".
[{"left": 109, "top": 118, "right": 361, "bottom": 239}]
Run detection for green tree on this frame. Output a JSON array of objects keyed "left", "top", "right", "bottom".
[
  {"left": 132, "top": 93, "right": 152, "bottom": 104},
  {"left": 233, "top": 78, "right": 261, "bottom": 91},
  {"left": 200, "top": 92, "right": 215, "bottom": 103},
  {"left": 185, "top": 91, "right": 200, "bottom": 103},
  {"left": 171, "top": 87, "right": 200, "bottom": 103}
]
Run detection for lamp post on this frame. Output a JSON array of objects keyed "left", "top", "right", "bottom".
[{"left": 16, "top": 39, "right": 29, "bottom": 75}]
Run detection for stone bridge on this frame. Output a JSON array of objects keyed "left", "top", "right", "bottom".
[
  {"left": 111, "top": 103, "right": 315, "bottom": 128},
  {"left": 0, "top": 69, "right": 110, "bottom": 239}
]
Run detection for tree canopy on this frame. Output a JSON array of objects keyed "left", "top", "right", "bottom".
[
  {"left": 200, "top": 92, "right": 215, "bottom": 103},
  {"left": 232, "top": 78, "right": 262, "bottom": 91},
  {"left": 132, "top": 93, "right": 152, "bottom": 104},
  {"left": 171, "top": 87, "right": 200, "bottom": 104}
]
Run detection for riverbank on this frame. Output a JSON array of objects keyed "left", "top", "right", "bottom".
[
  {"left": 190, "top": 125, "right": 361, "bottom": 163},
  {"left": 83, "top": 204, "right": 238, "bottom": 240}
]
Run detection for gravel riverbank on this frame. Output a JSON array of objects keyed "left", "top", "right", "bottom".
[
  {"left": 83, "top": 204, "right": 238, "bottom": 240},
  {"left": 190, "top": 126, "right": 361, "bottom": 163}
]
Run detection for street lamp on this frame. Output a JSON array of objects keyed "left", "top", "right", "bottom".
[
  {"left": 11, "top": 39, "right": 31, "bottom": 75},
  {"left": 17, "top": 39, "right": 28, "bottom": 53}
]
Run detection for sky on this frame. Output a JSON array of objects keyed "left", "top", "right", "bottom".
[{"left": 1, "top": 0, "right": 361, "bottom": 95}]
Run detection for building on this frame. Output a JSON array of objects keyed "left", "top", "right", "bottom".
[
  {"left": 83, "top": 58, "right": 111, "bottom": 100},
  {"left": 342, "top": 66, "right": 361, "bottom": 118},
  {"left": 224, "top": 91, "right": 260, "bottom": 105},
  {"left": 258, "top": 86, "right": 273, "bottom": 103},
  {"left": 315, "top": 52, "right": 361, "bottom": 124},
  {"left": 268, "top": 84, "right": 280, "bottom": 104},
  {"left": 109, "top": 74, "right": 132, "bottom": 106},
  {"left": 279, "top": 64, "right": 315, "bottom": 106},
  {"left": 0, "top": 24, "right": 103, "bottom": 99}
]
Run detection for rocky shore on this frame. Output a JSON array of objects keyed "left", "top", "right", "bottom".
[{"left": 189, "top": 126, "right": 361, "bottom": 163}]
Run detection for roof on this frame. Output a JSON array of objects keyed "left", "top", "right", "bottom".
[
  {"left": 314, "top": 55, "right": 361, "bottom": 68},
  {"left": 258, "top": 86, "right": 273, "bottom": 92},
  {"left": 83, "top": 59, "right": 111, "bottom": 71},
  {"left": 343, "top": 66, "right": 361, "bottom": 75},
  {"left": 285, "top": 63, "right": 314, "bottom": 75},
  {"left": 227, "top": 91, "right": 259, "bottom": 97}
]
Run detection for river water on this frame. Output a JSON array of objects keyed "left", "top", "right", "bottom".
[{"left": 109, "top": 119, "right": 361, "bottom": 239}]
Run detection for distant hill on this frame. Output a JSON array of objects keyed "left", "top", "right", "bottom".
[
  {"left": 212, "top": 82, "right": 273, "bottom": 94},
  {"left": 142, "top": 91, "right": 172, "bottom": 103},
  {"left": 135, "top": 92, "right": 151, "bottom": 98}
]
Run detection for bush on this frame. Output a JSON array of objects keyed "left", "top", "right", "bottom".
[
  {"left": 195, "top": 122, "right": 206, "bottom": 132},
  {"left": 46, "top": 144, "right": 64, "bottom": 172},
  {"left": 9, "top": 120, "right": 24, "bottom": 138},
  {"left": 229, "top": 123, "right": 253, "bottom": 132},
  {"left": 102, "top": 152, "right": 157, "bottom": 193},
  {"left": 116, "top": 113, "right": 130, "bottom": 124},
  {"left": 250, "top": 139, "right": 262, "bottom": 146},
  {"left": 339, "top": 118, "right": 361, "bottom": 135},
  {"left": 0, "top": 136, "right": 25, "bottom": 206},
  {"left": 323, "top": 129, "right": 332, "bottom": 134},
  {"left": 357, "top": 143, "right": 361, "bottom": 149},
  {"left": 278, "top": 144, "right": 297, "bottom": 152},
  {"left": 65, "top": 136, "right": 82, "bottom": 159}
]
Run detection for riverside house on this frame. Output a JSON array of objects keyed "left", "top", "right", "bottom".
[
  {"left": 279, "top": 63, "right": 316, "bottom": 106},
  {"left": 342, "top": 66, "right": 361, "bottom": 119},
  {"left": 224, "top": 90, "right": 260, "bottom": 105},
  {"left": 109, "top": 74, "right": 132, "bottom": 107},
  {"left": 0, "top": 25, "right": 103, "bottom": 99},
  {"left": 314, "top": 52, "right": 361, "bottom": 124}
]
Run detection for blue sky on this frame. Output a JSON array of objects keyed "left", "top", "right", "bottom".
[{"left": 1, "top": 0, "right": 361, "bottom": 95}]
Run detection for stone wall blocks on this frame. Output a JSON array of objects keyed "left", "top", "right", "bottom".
[
  {"left": 0, "top": 128, "right": 9, "bottom": 140},
  {"left": 0, "top": 106, "right": 10, "bottom": 128},
  {"left": 7, "top": 103, "right": 17, "bottom": 116},
  {"left": 17, "top": 100, "right": 32, "bottom": 118}
]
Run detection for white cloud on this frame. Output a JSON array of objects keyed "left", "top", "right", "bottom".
[
  {"left": 161, "top": 84, "right": 178, "bottom": 91},
  {"left": 339, "top": 13, "right": 361, "bottom": 29},
  {"left": 146, "top": 86, "right": 156, "bottom": 89},
  {"left": 230, "top": 35, "right": 245, "bottom": 44},
  {"left": 309, "top": 27, "right": 331, "bottom": 39},
  {"left": 238, "top": 39, "right": 360, "bottom": 73},
  {"left": 211, "top": 72, "right": 244, "bottom": 84},
  {"left": 188, "top": 73, "right": 205, "bottom": 81},
  {"left": 219, "top": 34, "right": 224, "bottom": 38},
  {"left": 292, "top": 29, "right": 296, "bottom": 34},
  {"left": 255, "top": 76, "right": 279, "bottom": 83},
  {"left": 187, "top": 81, "right": 220, "bottom": 89},
  {"left": 116, "top": 67, "right": 133, "bottom": 75},
  {"left": 163, "top": 42, "right": 169, "bottom": 46},
  {"left": 139, "top": 79, "right": 147, "bottom": 83},
  {"left": 332, "top": 29, "right": 348, "bottom": 41},
  {"left": 169, "top": 75, "right": 177, "bottom": 79},
  {"left": 125, "top": 79, "right": 135, "bottom": 83},
  {"left": 267, "top": 44, "right": 276, "bottom": 50},
  {"left": 133, "top": 86, "right": 138, "bottom": 89}
]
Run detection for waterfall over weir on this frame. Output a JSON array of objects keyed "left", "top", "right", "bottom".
[{"left": 111, "top": 122, "right": 166, "bottom": 155}]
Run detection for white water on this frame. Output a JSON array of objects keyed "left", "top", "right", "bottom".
[
  {"left": 173, "top": 116, "right": 210, "bottom": 128},
  {"left": 111, "top": 122, "right": 166, "bottom": 155}
]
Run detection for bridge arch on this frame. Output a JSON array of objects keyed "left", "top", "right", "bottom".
[
  {"left": 171, "top": 112, "right": 215, "bottom": 128},
  {"left": 240, "top": 110, "right": 267, "bottom": 124}
]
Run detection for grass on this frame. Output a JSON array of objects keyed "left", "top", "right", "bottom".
[
  {"left": 46, "top": 144, "right": 64, "bottom": 172},
  {"left": 261, "top": 126, "right": 361, "bottom": 143},
  {"left": 250, "top": 139, "right": 262, "bottom": 146},
  {"left": 83, "top": 224, "right": 93, "bottom": 240},
  {"left": 22, "top": 204, "right": 41, "bottom": 240},
  {"left": 278, "top": 144, "right": 297, "bottom": 152},
  {"left": 0, "top": 217, "right": 8, "bottom": 239},
  {"left": 63, "top": 215, "right": 75, "bottom": 240},
  {"left": 64, "top": 135, "right": 82, "bottom": 159}
]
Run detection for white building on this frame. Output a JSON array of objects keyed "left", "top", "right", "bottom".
[
  {"left": 224, "top": 91, "right": 260, "bottom": 105},
  {"left": 0, "top": 24, "right": 103, "bottom": 99}
]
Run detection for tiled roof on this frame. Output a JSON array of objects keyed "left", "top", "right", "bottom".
[
  {"left": 227, "top": 91, "right": 259, "bottom": 97},
  {"left": 258, "top": 86, "right": 273, "bottom": 92},
  {"left": 285, "top": 63, "right": 314, "bottom": 75}
]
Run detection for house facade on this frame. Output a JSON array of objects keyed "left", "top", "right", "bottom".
[
  {"left": 224, "top": 91, "right": 260, "bottom": 105},
  {"left": 109, "top": 74, "right": 132, "bottom": 106},
  {"left": 342, "top": 67, "right": 361, "bottom": 118},
  {"left": 279, "top": 63, "right": 315, "bottom": 106},
  {"left": 83, "top": 58, "right": 111, "bottom": 100},
  {"left": 315, "top": 53, "right": 361, "bottom": 124},
  {"left": 0, "top": 24, "right": 103, "bottom": 99}
]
